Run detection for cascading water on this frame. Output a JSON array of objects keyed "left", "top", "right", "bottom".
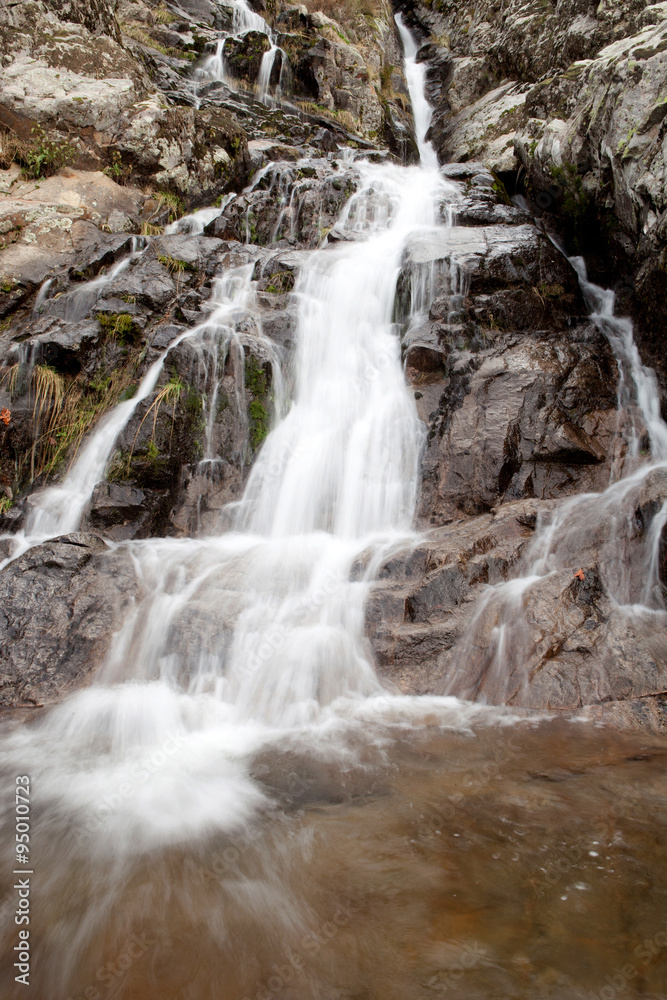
[
  {"left": 395, "top": 14, "right": 439, "bottom": 170},
  {"left": 0, "top": 257, "right": 281, "bottom": 564},
  {"left": 194, "top": 0, "right": 285, "bottom": 106},
  {"left": 0, "top": 8, "right": 452, "bottom": 842},
  {"left": 443, "top": 256, "right": 667, "bottom": 703}
]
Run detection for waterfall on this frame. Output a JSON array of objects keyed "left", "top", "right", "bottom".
[
  {"left": 0, "top": 19, "right": 459, "bottom": 869},
  {"left": 442, "top": 258, "right": 667, "bottom": 702},
  {"left": 0, "top": 261, "right": 281, "bottom": 563},
  {"left": 164, "top": 200, "right": 233, "bottom": 235},
  {"left": 194, "top": 0, "right": 285, "bottom": 106},
  {"left": 3, "top": 15, "right": 667, "bottom": 996},
  {"left": 395, "top": 13, "right": 440, "bottom": 170},
  {"left": 257, "top": 44, "right": 280, "bottom": 104}
]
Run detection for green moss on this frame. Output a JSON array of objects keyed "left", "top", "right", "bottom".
[
  {"left": 245, "top": 354, "right": 271, "bottom": 451},
  {"left": 491, "top": 174, "right": 511, "bottom": 205},
  {"left": 97, "top": 312, "right": 141, "bottom": 345},
  {"left": 248, "top": 399, "right": 269, "bottom": 449},
  {"left": 264, "top": 271, "right": 295, "bottom": 294},
  {"left": 158, "top": 254, "right": 196, "bottom": 274},
  {"left": 245, "top": 354, "right": 268, "bottom": 398}
]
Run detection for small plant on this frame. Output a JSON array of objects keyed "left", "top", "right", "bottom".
[
  {"left": 264, "top": 271, "right": 295, "bottom": 294},
  {"left": 103, "top": 150, "right": 131, "bottom": 185},
  {"left": 0, "top": 129, "right": 23, "bottom": 170},
  {"left": 32, "top": 365, "right": 64, "bottom": 423},
  {"left": 0, "top": 496, "right": 13, "bottom": 515},
  {"left": 98, "top": 312, "right": 140, "bottom": 344},
  {"left": 128, "top": 371, "right": 185, "bottom": 466},
  {"left": 155, "top": 189, "right": 185, "bottom": 223},
  {"left": 155, "top": 4, "right": 178, "bottom": 24},
  {"left": 20, "top": 125, "right": 75, "bottom": 180},
  {"left": 0, "top": 363, "right": 20, "bottom": 397},
  {"left": 158, "top": 254, "right": 194, "bottom": 275}
]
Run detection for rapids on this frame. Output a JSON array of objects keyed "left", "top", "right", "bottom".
[{"left": 0, "top": 14, "right": 666, "bottom": 1000}]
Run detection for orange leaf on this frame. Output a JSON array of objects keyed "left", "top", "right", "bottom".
[
  {"left": 574, "top": 569, "right": 585, "bottom": 581},
  {"left": 0, "top": 408, "right": 10, "bottom": 426}
]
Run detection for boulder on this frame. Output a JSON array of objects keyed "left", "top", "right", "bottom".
[{"left": 0, "top": 534, "right": 140, "bottom": 706}]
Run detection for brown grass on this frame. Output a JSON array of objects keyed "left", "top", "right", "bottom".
[{"left": 299, "top": 0, "right": 382, "bottom": 30}]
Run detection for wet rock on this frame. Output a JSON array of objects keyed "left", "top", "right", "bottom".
[
  {"left": 409, "top": 0, "right": 667, "bottom": 397},
  {"left": 90, "top": 481, "right": 147, "bottom": 529},
  {"left": 420, "top": 334, "right": 618, "bottom": 521},
  {"left": 0, "top": 534, "right": 140, "bottom": 706},
  {"left": 205, "top": 158, "right": 359, "bottom": 248},
  {"left": 438, "top": 566, "right": 667, "bottom": 712},
  {"left": 368, "top": 499, "right": 551, "bottom": 694},
  {"left": 0, "top": 170, "right": 146, "bottom": 289},
  {"left": 224, "top": 30, "right": 272, "bottom": 85}
]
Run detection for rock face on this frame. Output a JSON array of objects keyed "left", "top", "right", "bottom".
[
  {"left": 399, "top": 0, "right": 667, "bottom": 400},
  {"left": 0, "top": 534, "right": 139, "bottom": 706},
  {"left": 0, "top": 0, "right": 665, "bottom": 729}
]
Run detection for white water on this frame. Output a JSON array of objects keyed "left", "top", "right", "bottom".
[
  {"left": 44, "top": 239, "right": 146, "bottom": 324},
  {"left": 257, "top": 44, "right": 280, "bottom": 104},
  {"left": 443, "top": 257, "right": 667, "bottom": 702},
  {"left": 32, "top": 277, "right": 54, "bottom": 314},
  {"left": 0, "top": 23, "right": 463, "bottom": 864},
  {"left": 0, "top": 260, "right": 282, "bottom": 564},
  {"left": 395, "top": 14, "right": 439, "bottom": 170},
  {"left": 195, "top": 0, "right": 284, "bottom": 105},
  {"left": 164, "top": 200, "right": 233, "bottom": 235}
]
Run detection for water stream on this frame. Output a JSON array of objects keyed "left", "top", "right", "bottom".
[
  {"left": 442, "top": 257, "right": 667, "bottom": 704},
  {"left": 1, "top": 17, "right": 666, "bottom": 1000},
  {"left": 194, "top": 0, "right": 285, "bottom": 106}
]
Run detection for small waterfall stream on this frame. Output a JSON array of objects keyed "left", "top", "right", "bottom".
[
  {"left": 194, "top": 0, "right": 286, "bottom": 106},
  {"left": 443, "top": 255, "right": 667, "bottom": 703}
]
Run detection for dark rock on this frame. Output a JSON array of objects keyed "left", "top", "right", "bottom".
[
  {"left": 224, "top": 31, "right": 272, "bottom": 84},
  {"left": 0, "top": 535, "right": 139, "bottom": 706}
]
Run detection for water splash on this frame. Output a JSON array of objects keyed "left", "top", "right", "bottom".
[{"left": 0, "top": 19, "right": 461, "bottom": 861}]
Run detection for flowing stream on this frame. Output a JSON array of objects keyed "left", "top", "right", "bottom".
[
  {"left": 195, "top": 0, "right": 285, "bottom": 106},
  {"left": 442, "top": 257, "right": 667, "bottom": 704},
  {"left": 1, "top": 18, "right": 667, "bottom": 1000}
]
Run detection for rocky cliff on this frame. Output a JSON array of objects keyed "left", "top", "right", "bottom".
[
  {"left": 0, "top": 0, "right": 665, "bottom": 730},
  {"left": 396, "top": 0, "right": 667, "bottom": 397}
]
